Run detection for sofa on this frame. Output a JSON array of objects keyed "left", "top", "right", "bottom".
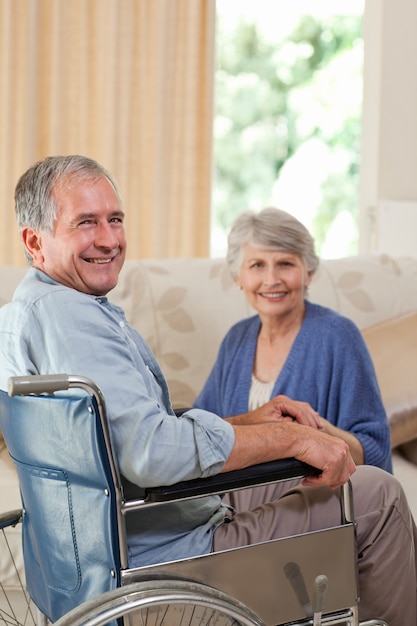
[{"left": 1, "top": 253, "right": 417, "bottom": 605}]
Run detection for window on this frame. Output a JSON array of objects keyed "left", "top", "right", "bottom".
[{"left": 212, "top": 0, "right": 364, "bottom": 259}]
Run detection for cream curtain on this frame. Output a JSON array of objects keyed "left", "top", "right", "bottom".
[{"left": 0, "top": 0, "right": 216, "bottom": 265}]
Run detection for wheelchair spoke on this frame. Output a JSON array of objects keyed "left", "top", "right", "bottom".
[
  {"left": 0, "top": 524, "right": 37, "bottom": 626},
  {"left": 53, "top": 579, "right": 265, "bottom": 626}
]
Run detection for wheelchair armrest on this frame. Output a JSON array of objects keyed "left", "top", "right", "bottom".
[
  {"left": 145, "top": 458, "right": 320, "bottom": 502},
  {"left": 0, "top": 509, "right": 23, "bottom": 529}
]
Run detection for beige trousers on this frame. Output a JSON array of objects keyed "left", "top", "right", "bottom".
[{"left": 213, "top": 465, "right": 417, "bottom": 626}]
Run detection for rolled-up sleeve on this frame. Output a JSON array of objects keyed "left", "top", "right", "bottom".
[{"left": 177, "top": 409, "right": 235, "bottom": 477}]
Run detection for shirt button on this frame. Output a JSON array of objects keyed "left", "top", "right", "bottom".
[{"left": 119, "top": 321, "right": 125, "bottom": 328}]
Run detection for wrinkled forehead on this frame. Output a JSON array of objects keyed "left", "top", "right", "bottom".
[
  {"left": 52, "top": 174, "right": 120, "bottom": 205},
  {"left": 53, "top": 172, "right": 108, "bottom": 194}
]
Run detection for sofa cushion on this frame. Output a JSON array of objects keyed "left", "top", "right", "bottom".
[
  {"left": 362, "top": 311, "right": 417, "bottom": 448},
  {"left": 310, "top": 254, "right": 417, "bottom": 330},
  {"left": 111, "top": 259, "right": 253, "bottom": 408},
  {"left": 398, "top": 438, "right": 417, "bottom": 465}
]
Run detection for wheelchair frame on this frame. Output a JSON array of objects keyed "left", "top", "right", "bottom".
[
  {"left": 0, "top": 374, "right": 388, "bottom": 626},
  {"left": 0, "top": 510, "right": 37, "bottom": 626}
]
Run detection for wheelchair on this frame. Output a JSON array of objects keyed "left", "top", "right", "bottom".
[{"left": 0, "top": 374, "right": 388, "bottom": 626}]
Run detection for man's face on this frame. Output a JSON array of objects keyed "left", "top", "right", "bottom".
[{"left": 23, "top": 176, "right": 127, "bottom": 296}]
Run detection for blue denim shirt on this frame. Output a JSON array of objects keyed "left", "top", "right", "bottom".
[{"left": 0, "top": 268, "right": 235, "bottom": 566}]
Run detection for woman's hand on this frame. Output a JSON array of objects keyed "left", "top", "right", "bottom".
[{"left": 226, "top": 395, "right": 323, "bottom": 429}]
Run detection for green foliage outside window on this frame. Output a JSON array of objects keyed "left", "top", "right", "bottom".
[{"left": 212, "top": 8, "right": 363, "bottom": 258}]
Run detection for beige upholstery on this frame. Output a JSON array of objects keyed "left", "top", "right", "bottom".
[
  {"left": 399, "top": 439, "right": 417, "bottom": 465},
  {"left": 363, "top": 312, "right": 417, "bottom": 448}
]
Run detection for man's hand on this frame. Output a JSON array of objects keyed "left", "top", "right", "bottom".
[
  {"left": 294, "top": 425, "right": 356, "bottom": 489},
  {"left": 316, "top": 416, "right": 364, "bottom": 466},
  {"left": 223, "top": 420, "right": 356, "bottom": 490}
]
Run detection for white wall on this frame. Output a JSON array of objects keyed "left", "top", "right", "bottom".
[{"left": 359, "top": 0, "right": 417, "bottom": 255}]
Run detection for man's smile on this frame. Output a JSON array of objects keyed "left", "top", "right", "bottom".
[{"left": 84, "top": 257, "right": 115, "bottom": 264}]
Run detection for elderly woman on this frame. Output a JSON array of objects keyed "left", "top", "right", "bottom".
[{"left": 194, "top": 207, "right": 392, "bottom": 472}]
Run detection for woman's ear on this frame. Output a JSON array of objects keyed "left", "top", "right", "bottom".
[
  {"left": 22, "top": 227, "right": 43, "bottom": 265},
  {"left": 305, "top": 269, "right": 314, "bottom": 288},
  {"left": 233, "top": 276, "right": 242, "bottom": 290}
]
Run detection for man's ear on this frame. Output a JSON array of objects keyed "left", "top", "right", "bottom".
[{"left": 22, "top": 227, "right": 43, "bottom": 265}]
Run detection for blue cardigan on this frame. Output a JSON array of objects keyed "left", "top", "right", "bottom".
[{"left": 194, "top": 301, "right": 392, "bottom": 472}]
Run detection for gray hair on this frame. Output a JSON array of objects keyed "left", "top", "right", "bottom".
[
  {"left": 15, "top": 155, "right": 122, "bottom": 264},
  {"left": 226, "top": 207, "right": 319, "bottom": 278}
]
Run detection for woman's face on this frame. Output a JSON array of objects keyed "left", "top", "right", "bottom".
[{"left": 236, "top": 243, "right": 313, "bottom": 320}]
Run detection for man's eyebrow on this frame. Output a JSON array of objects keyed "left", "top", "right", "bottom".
[{"left": 75, "top": 210, "right": 125, "bottom": 220}]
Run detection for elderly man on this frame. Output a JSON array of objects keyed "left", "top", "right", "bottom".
[{"left": 0, "top": 155, "right": 415, "bottom": 624}]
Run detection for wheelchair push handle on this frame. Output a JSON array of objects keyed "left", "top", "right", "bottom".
[{"left": 8, "top": 374, "right": 71, "bottom": 396}]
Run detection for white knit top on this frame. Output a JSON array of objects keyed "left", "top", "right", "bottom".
[{"left": 248, "top": 375, "right": 275, "bottom": 411}]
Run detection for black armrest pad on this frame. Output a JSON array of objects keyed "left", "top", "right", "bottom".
[
  {"left": 146, "top": 458, "right": 320, "bottom": 502},
  {"left": 174, "top": 408, "right": 191, "bottom": 417}
]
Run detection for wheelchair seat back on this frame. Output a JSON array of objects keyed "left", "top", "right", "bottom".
[{"left": 0, "top": 389, "right": 121, "bottom": 623}]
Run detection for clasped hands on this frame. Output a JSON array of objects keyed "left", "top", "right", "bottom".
[{"left": 226, "top": 395, "right": 356, "bottom": 489}]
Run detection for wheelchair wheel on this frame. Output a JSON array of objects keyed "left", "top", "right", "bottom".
[
  {"left": 0, "top": 510, "right": 37, "bottom": 626},
  {"left": 54, "top": 578, "right": 265, "bottom": 626}
]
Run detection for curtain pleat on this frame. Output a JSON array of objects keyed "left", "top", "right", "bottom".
[{"left": 0, "top": 0, "right": 215, "bottom": 265}]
